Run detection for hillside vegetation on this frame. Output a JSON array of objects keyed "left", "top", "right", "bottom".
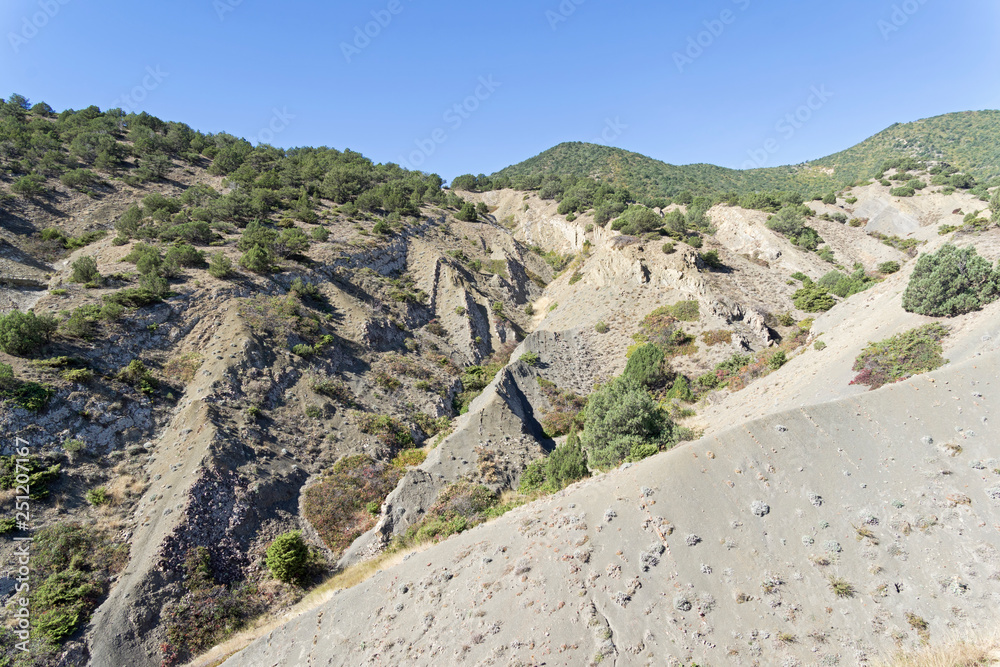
[
  {"left": 492, "top": 110, "right": 1000, "bottom": 201},
  {"left": 1, "top": 93, "right": 999, "bottom": 667}
]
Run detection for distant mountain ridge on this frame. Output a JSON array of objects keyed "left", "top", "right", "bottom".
[{"left": 494, "top": 110, "right": 1000, "bottom": 199}]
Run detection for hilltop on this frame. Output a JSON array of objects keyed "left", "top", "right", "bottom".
[{"left": 493, "top": 110, "right": 1000, "bottom": 201}]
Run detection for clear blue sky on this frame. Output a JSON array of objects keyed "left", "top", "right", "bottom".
[{"left": 3, "top": 0, "right": 999, "bottom": 181}]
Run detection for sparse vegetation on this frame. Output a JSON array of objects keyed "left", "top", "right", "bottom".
[
  {"left": 303, "top": 456, "right": 403, "bottom": 557},
  {"left": 850, "top": 324, "right": 949, "bottom": 390},
  {"left": 396, "top": 482, "right": 519, "bottom": 548},
  {"left": 828, "top": 576, "right": 856, "bottom": 598}
]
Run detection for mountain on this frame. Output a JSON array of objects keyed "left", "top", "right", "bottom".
[
  {"left": 1, "top": 97, "right": 999, "bottom": 667},
  {"left": 494, "top": 110, "right": 1000, "bottom": 200}
]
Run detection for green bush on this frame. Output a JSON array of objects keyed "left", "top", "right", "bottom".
[
  {"left": 59, "top": 168, "right": 99, "bottom": 190},
  {"left": 595, "top": 321, "right": 609, "bottom": 334},
  {"left": 116, "top": 359, "right": 156, "bottom": 394},
  {"left": 622, "top": 343, "right": 667, "bottom": 389},
  {"left": 822, "top": 193, "right": 836, "bottom": 205},
  {"left": 61, "top": 308, "right": 96, "bottom": 339},
  {"left": 11, "top": 173, "right": 46, "bottom": 198},
  {"left": 276, "top": 227, "right": 310, "bottom": 256},
  {"left": 902, "top": 244, "right": 1000, "bottom": 317},
  {"left": 86, "top": 487, "right": 109, "bottom": 506},
  {"left": 265, "top": 531, "right": 309, "bottom": 583},
  {"left": 0, "top": 365, "right": 54, "bottom": 412},
  {"left": 768, "top": 351, "right": 787, "bottom": 370},
  {"left": 611, "top": 205, "right": 662, "bottom": 236},
  {"left": 579, "top": 378, "right": 675, "bottom": 470},
  {"left": 62, "top": 368, "right": 93, "bottom": 383},
  {"left": 208, "top": 253, "right": 233, "bottom": 278},
  {"left": 0, "top": 455, "right": 60, "bottom": 497},
  {"left": 239, "top": 244, "right": 273, "bottom": 273},
  {"left": 661, "top": 242, "right": 675, "bottom": 254},
  {"left": 29, "top": 523, "right": 127, "bottom": 645},
  {"left": 817, "top": 266, "right": 876, "bottom": 299},
  {"left": 890, "top": 186, "right": 915, "bottom": 198},
  {"left": 291, "top": 343, "right": 315, "bottom": 357},
  {"left": 878, "top": 261, "right": 900, "bottom": 275},
  {"left": 70, "top": 256, "right": 101, "bottom": 284},
  {"left": 0, "top": 310, "right": 57, "bottom": 356},
  {"left": 124, "top": 242, "right": 162, "bottom": 275},
  {"left": 519, "top": 351, "right": 540, "bottom": 367},
  {"left": 699, "top": 250, "right": 723, "bottom": 269},
  {"left": 397, "top": 482, "right": 508, "bottom": 547},
  {"left": 161, "top": 221, "right": 213, "bottom": 245},
  {"left": 816, "top": 247, "right": 835, "bottom": 263},
  {"left": 766, "top": 206, "right": 806, "bottom": 236},
  {"left": 792, "top": 284, "right": 835, "bottom": 312},
  {"left": 519, "top": 439, "right": 589, "bottom": 494},
  {"left": 456, "top": 202, "right": 478, "bottom": 222},
  {"left": 164, "top": 243, "right": 206, "bottom": 269},
  {"left": 356, "top": 413, "right": 413, "bottom": 448},
  {"left": 814, "top": 340, "right": 827, "bottom": 351},
  {"left": 666, "top": 300, "right": 699, "bottom": 322}
]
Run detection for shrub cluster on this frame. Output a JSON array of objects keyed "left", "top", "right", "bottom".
[
  {"left": 397, "top": 482, "right": 509, "bottom": 546},
  {"left": 302, "top": 456, "right": 402, "bottom": 556},
  {"left": 536, "top": 377, "right": 586, "bottom": 437},
  {"left": 902, "top": 244, "right": 1000, "bottom": 316},
  {"left": 850, "top": 324, "right": 949, "bottom": 390},
  {"left": 579, "top": 377, "right": 676, "bottom": 469},
  {"left": 519, "top": 439, "right": 589, "bottom": 494},
  {"left": 28, "top": 524, "right": 128, "bottom": 645},
  {"left": 162, "top": 547, "right": 273, "bottom": 664}
]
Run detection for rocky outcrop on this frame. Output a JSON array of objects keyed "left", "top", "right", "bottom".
[
  {"left": 337, "top": 361, "right": 550, "bottom": 568},
  {"left": 710, "top": 297, "right": 777, "bottom": 346}
]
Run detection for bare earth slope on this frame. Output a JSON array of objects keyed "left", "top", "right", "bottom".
[{"left": 224, "top": 348, "right": 1000, "bottom": 666}]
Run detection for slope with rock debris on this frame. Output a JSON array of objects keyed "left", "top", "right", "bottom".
[{"left": 223, "top": 343, "right": 1000, "bottom": 666}]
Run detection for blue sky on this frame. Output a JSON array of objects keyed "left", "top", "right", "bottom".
[{"left": 3, "top": 0, "right": 999, "bottom": 181}]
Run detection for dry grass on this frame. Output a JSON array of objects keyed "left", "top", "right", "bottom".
[
  {"left": 162, "top": 352, "right": 204, "bottom": 384},
  {"left": 876, "top": 631, "right": 1000, "bottom": 666},
  {"left": 105, "top": 468, "right": 146, "bottom": 504},
  {"left": 182, "top": 545, "right": 426, "bottom": 667}
]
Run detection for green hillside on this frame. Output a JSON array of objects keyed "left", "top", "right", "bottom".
[
  {"left": 811, "top": 110, "right": 1000, "bottom": 183},
  {"left": 493, "top": 110, "right": 1000, "bottom": 200}
]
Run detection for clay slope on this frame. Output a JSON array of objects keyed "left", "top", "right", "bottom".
[{"left": 224, "top": 350, "right": 1000, "bottom": 666}]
